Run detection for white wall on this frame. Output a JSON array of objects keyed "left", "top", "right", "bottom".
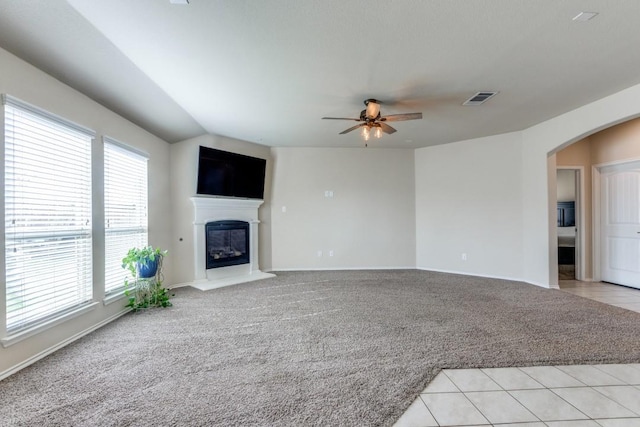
[
  {"left": 266, "top": 79, "right": 640, "bottom": 287},
  {"left": 0, "top": 47, "right": 172, "bottom": 377},
  {"left": 169, "top": 134, "right": 272, "bottom": 285},
  {"left": 556, "top": 170, "right": 575, "bottom": 202},
  {"left": 414, "top": 82, "right": 640, "bottom": 288},
  {"left": 270, "top": 147, "right": 415, "bottom": 270},
  {"left": 415, "top": 132, "right": 524, "bottom": 280}
]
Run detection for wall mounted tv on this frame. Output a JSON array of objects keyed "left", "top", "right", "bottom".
[{"left": 196, "top": 146, "right": 266, "bottom": 199}]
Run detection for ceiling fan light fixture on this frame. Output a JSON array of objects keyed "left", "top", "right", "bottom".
[
  {"left": 322, "top": 99, "right": 421, "bottom": 139},
  {"left": 362, "top": 126, "right": 370, "bottom": 141},
  {"left": 365, "top": 99, "right": 381, "bottom": 119}
]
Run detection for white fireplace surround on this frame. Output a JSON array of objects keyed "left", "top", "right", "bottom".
[{"left": 189, "top": 197, "right": 274, "bottom": 291}]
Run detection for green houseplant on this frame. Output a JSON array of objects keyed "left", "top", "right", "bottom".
[{"left": 121, "top": 246, "right": 172, "bottom": 311}]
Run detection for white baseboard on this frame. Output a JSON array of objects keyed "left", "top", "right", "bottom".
[
  {"left": 415, "top": 266, "right": 547, "bottom": 288},
  {"left": 268, "top": 266, "right": 415, "bottom": 272},
  {"left": 0, "top": 309, "right": 130, "bottom": 381},
  {"left": 166, "top": 282, "right": 192, "bottom": 289}
]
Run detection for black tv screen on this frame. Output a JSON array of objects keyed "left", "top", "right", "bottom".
[{"left": 196, "top": 146, "right": 266, "bottom": 199}]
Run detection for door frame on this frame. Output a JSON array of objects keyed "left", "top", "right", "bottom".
[
  {"left": 592, "top": 157, "right": 640, "bottom": 282},
  {"left": 557, "top": 166, "right": 584, "bottom": 281}
]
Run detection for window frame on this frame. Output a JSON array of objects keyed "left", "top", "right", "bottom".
[
  {"left": 2, "top": 94, "right": 96, "bottom": 344},
  {"left": 103, "top": 136, "right": 149, "bottom": 296}
]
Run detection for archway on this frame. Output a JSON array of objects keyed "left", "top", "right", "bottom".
[{"left": 544, "top": 115, "right": 640, "bottom": 288}]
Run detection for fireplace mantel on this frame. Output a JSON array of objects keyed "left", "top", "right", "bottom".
[{"left": 189, "top": 197, "right": 274, "bottom": 291}]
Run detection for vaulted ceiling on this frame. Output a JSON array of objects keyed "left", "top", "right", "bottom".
[{"left": 1, "top": 1, "right": 640, "bottom": 148}]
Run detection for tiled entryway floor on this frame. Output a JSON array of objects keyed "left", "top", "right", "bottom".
[
  {"left": 560, "top": 281, "right": 640, "bottom": 314},
  {"left": 394, "top": 281, "right": 640, "bottom": 427}
]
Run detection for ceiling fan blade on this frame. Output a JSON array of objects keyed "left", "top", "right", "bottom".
[
  {"left": 322, "top": 117, "right": 361, "bottom": 121},
  {"left": 380, "top": 112, "right": 422, "bottom": 122},
  {"left": 339, "top": 123, "right": 366, "bottom": 134},
  {"left": 378, "top": 122, "right": 397, "bottom": 134}
]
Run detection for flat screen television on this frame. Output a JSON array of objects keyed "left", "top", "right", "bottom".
[{"left": 196, "top": 146, "right": 266, "bottom": 199}]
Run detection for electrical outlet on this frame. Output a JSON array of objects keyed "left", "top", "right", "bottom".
[
  {"left": 329, "top": 250, "right": 334, "bottom": 257},
  {"left": 317, "top": 250, "right": 323, "bottom": 257},
  {"left": 281, "top": 206, "right": 287, "bottom": 213},
  {"left": 461, "top": 253, "right": 467, "bottom": 261}
]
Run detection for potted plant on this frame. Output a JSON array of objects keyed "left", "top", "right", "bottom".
[{"left": 121, "top": 245, "right": 172, "bottom": 311}]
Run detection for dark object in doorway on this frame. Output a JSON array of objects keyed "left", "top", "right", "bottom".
[
  {"left": 557, "top": 201, "right": 575, "bottom": 227},
  {"left": 558, "top": 246, "right": 575, "bottom": 265}
]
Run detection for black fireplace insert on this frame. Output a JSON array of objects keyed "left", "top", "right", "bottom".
[{"left": 205, "top": 220, "right": 250, "bottom": 269}]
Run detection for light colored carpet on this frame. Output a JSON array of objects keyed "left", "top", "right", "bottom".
[{"left": 1, "top": 270, "right": 639, "bottom": 426}]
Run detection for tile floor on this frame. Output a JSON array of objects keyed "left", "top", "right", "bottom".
[
  {"left": 393, "top": 281, "right": 640, "bottom": 427},
  {"left": 560, "top": 281, "right": 640, "bottom": 314}
]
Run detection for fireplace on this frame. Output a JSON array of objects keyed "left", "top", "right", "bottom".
[
  {"left": 189, "top": 197, "right": 274, "bottom": 291},
  {"left": 206, "top": 220, "right": 249, "bottom": 269}
]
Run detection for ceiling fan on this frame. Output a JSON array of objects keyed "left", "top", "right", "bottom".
[{"left": 322, "top": 99, "right": 422, "bottom": 141}]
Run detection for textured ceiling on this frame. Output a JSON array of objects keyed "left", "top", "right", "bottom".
[{"left": 1, "top": 0, "right": 640, "bottom": 148}]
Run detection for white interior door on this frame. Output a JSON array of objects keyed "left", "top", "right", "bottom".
[{"left": 601, "top": 161, "right": 640, "bottom": 289}]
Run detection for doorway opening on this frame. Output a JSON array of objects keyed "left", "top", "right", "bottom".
[{"left": 556, "top": 167, "right": 582, "bottom": 282}]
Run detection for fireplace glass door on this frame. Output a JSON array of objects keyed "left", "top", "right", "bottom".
[{"left": 205, "top": 220, "right": 250, "bottom": 269}]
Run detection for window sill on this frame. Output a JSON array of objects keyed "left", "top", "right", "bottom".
[
  {"left": 102, "top": 289, "right": 129, "bottom": 306},
  {"left": 1, "top": 301, "right": 100, "bottom": 348}
]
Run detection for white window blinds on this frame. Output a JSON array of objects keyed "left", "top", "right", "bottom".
[
  {"left": 4, "top": 95, "right": 94, "bottom": 333},
  {"left": 104, "top": 138, "right": 148, "bottom": 293}
]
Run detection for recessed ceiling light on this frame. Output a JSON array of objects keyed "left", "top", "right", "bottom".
[
  {"left": 169, "top": 0, "right": 189, "bottom": 4},
  {"left": 572, "top": 12, "right": 598, "bottom": 21}
]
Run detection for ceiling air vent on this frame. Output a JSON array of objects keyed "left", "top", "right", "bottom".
[{"left": 463, "top": 91, "right": 498, "bottom": 106}]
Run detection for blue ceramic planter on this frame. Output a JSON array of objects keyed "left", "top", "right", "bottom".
[{"left": 136, "top": 258, "right": 158, "bottom": 279}]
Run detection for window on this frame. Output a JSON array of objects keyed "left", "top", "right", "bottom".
[
  {"left": 104, "top": 138, "right": 148, "bottom": 293},
  {"left": 4, "top": 95, "right": 94, "bottom": 334}
]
